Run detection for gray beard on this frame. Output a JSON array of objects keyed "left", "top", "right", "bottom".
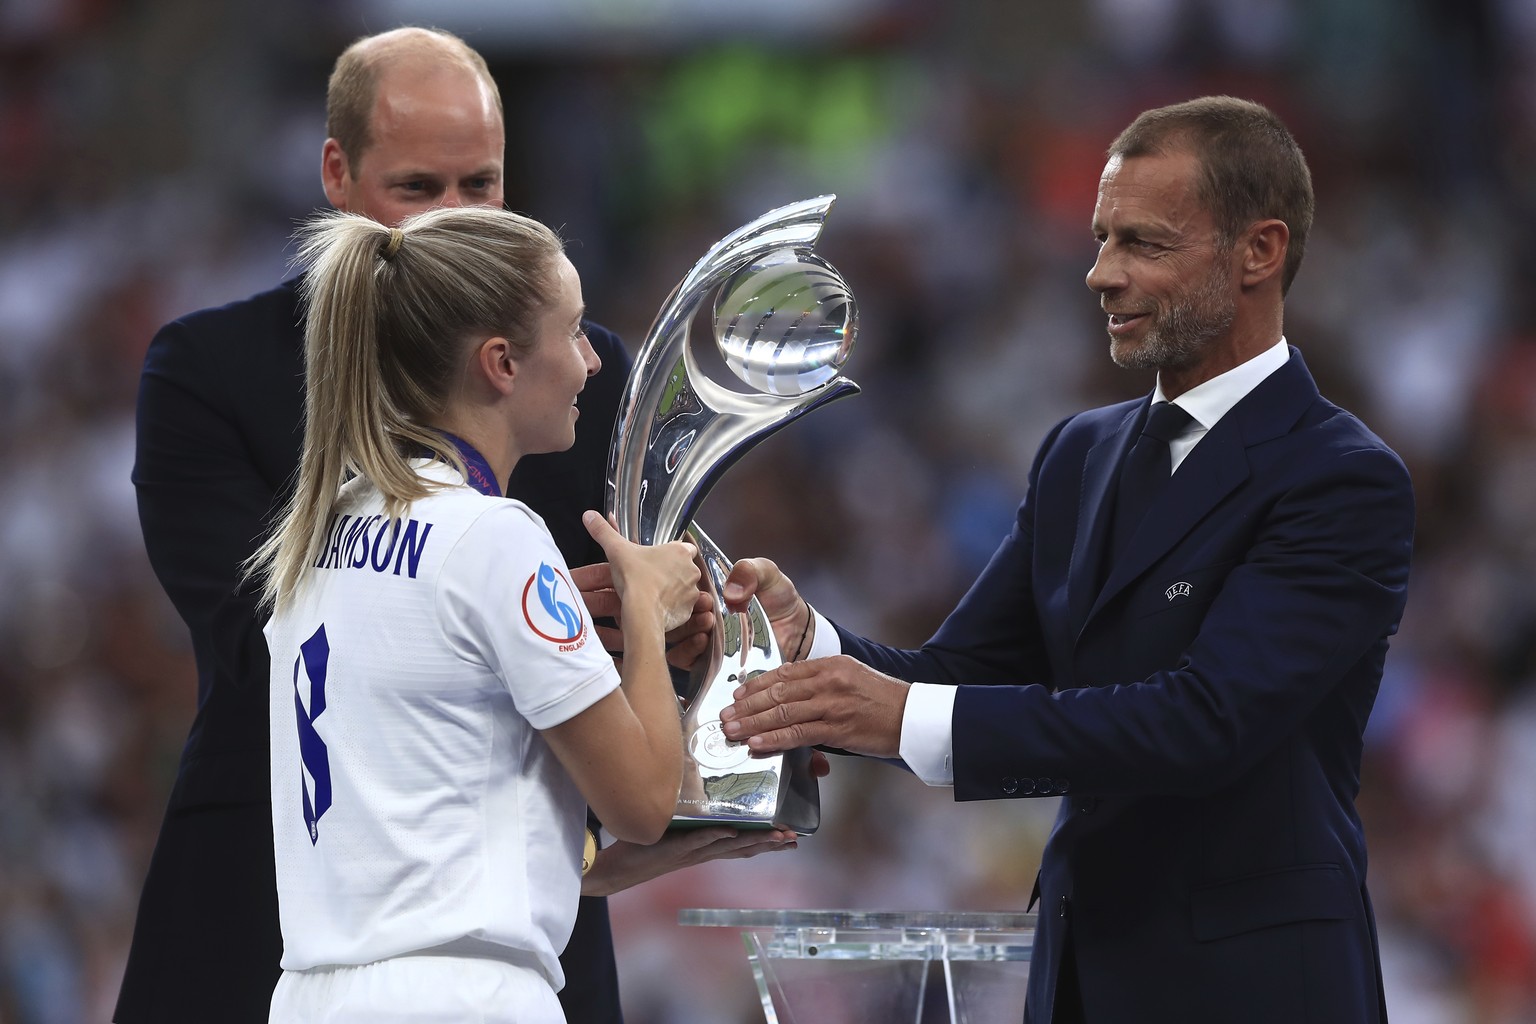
[{"left": 1110, "top": 267, "right": 1236, "bottom": 372}]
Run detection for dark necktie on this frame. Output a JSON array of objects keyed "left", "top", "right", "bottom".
[{"left": 1112, "top": 401, "right": 1194, "bottom": 558}]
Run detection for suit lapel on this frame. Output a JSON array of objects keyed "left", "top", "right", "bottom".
[
  {"left": 1068, "top": 404, "right": 1140, "bottom": 628},
  {"left": 1082, "top": 349, "right": 1320, "bottom": 625}
]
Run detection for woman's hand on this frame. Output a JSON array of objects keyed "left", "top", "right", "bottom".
[
  {"left": 583, "top": 512, "right": 700, "bottom": 631},
  {"left": 571, "top": 561, "right": 714, "bottom": 670}
]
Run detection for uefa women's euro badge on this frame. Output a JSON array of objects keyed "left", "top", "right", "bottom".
[{"left": 606, "top": 195, "right": 860, "bottom": 835}]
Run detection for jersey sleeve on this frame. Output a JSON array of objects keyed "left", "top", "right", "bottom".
[{"left": 437, "top": 501, "right": 620, "bottom": 730}]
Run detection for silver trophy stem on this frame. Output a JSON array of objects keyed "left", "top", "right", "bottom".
[{"left": 673, "top": 524, "right": 818, "bottom": 832}]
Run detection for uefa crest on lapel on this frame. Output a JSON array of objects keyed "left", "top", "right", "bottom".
[{"left": 1165, "top": 581, "right": 1193, "bottom": 601}]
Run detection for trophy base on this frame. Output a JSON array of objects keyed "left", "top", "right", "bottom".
[{"left": 670, "top": 745, "right": 820, "bottom": 835}]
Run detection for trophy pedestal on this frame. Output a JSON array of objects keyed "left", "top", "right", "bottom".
[{"left": 680, "top": 909, "right": 1034, "bottom": 1023}]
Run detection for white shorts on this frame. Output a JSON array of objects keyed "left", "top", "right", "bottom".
[{"left": 268, "top": 954, "right": 563, "bottom": 1023}]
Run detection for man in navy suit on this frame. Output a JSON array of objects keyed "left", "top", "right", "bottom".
[
  {"left": 720, "top": 96, "right": 1413, "bottom": 1023},
  {"left": 116, "top": 26, "right": 795, "bottom": 1024}
]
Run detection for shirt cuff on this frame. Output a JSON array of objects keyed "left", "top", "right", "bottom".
[
  {"left": 803, "top": 607, "right": 841, "bottom": 660},
  {"left": 899, "top": 683, "right": 956, "bottom": 787}
]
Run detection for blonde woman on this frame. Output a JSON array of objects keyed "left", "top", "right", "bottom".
[{"left": 249, "top": 205, "right": 695, "bottom": 1023}]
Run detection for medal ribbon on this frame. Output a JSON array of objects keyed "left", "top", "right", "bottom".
[{"left": 437, "top": 432, "right": 502, "bottom": 497}]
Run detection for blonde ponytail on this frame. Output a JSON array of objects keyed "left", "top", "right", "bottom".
[{"left": 246, "top": 206, "right": 565, "bottom": 612}]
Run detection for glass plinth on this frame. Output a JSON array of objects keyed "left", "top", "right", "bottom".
[{"left": 680, "top": 908, "right": 1034, "bottom": 1024}]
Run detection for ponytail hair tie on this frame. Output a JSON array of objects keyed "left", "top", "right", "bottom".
[{"left": 381, "top": 227, "right": 404, "bottom": 260}]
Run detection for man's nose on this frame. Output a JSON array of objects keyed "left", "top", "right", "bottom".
[{"left": 1085, "top": 247, "right": 1120, "bottom": 293}]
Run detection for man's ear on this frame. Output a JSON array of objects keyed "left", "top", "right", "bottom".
[
  {"left": 1240, "top": 219, "right": 1289, "bottom": 288},
  {"left": 321, "top": 139, "right": 352, "bottom": 211},
  {"left": 476, "top": 336, "right": 518, "bottom": 396}
]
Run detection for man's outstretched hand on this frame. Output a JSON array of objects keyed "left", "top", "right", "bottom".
[{"left": 720, "top": 656, "right": 909, "bottom": 759}]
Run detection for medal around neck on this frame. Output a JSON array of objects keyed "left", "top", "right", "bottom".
[{"left": 606, "top": 195, "right": 860, "bottom": 835}]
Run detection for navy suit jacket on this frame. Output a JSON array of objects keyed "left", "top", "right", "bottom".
[
  {"left": 838, "top": 349, "right": 1412, "bottom": 1023},
  {"left": 118, "top": 277, "right": 632, "bottom": 1023}
]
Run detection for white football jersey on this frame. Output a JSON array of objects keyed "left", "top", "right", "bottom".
[{"left": 265, "top": 460, "right": 619, "bottom": 990}]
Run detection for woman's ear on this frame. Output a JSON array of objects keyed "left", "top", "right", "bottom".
[{"left": 476, "top": 336, "right": 518, "bottom": 396}]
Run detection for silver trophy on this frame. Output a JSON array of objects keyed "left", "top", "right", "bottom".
[{"left": 606, "top": 195, "right": 859, "bottom": 836}]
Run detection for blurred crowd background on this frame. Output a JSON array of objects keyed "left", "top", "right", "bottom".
[{"left": 3, "top": 0, "right": 1536, "bottom": 1020}]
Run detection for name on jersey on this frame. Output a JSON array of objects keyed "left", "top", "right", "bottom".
[{"left": 314, "top": 513, "right": 433, "bottom": 578}]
